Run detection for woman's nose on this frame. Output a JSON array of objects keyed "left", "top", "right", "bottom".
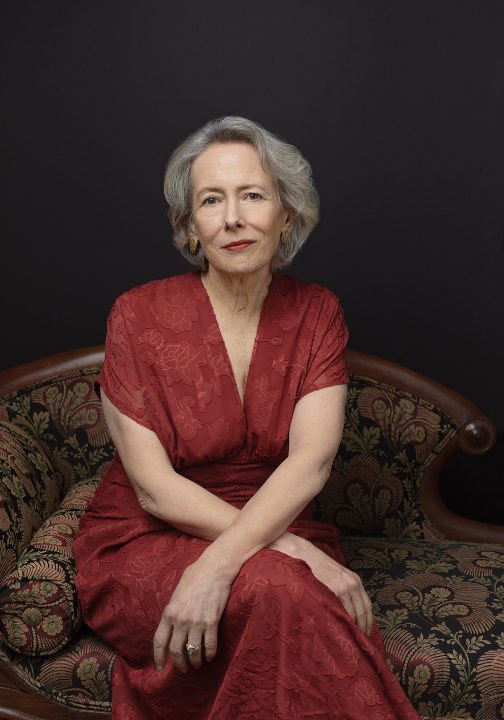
[{"left": 224, "top": 199, "right": 243, "bottom": 230}]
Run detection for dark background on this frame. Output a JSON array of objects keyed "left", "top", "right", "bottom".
[{"left": 1, "top": 1, "right": 503, "bottom": 522}]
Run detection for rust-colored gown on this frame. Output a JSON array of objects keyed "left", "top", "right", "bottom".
[{"left": 74, "top": 271, "right": 420, "bottom": 720}]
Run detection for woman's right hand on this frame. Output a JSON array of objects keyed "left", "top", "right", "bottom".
[
  {"left": 153, "top": 555, "right": 232, "bottom": 673},
  {"left": 271, "top": 533, "right": 374, "bottom": 636}
]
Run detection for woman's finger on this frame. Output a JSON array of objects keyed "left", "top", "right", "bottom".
[
  {"left": 153, "top": 616, "right": 173, "bottom": 672},
  {"left": 351, "top": 584, "right": 373, "bottom": 636},
  {"left": 336, "top": 586, "right": 356, "bottom": 623},
  {"left": 203, "top": 625, "right": 218, "bottom": 662},
  {"left": 169, "top": 629, "right": 189, "bottom": 673},
  {"left": 185, "top": 631, "right": 204, "bottom": 669},
  {"left": 364, "top": 593, "right": 374, "bottom": 636},
  {"left": 349, "top": 585, "right": 368, "bottom": 635}
]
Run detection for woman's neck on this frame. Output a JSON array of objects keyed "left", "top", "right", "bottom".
[{"left": 201, "top": 266, "right": 273, "bottom": 318}]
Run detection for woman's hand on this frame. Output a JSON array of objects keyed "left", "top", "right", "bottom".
[
  {"left": 272, "top": 534, "right": 374, "bottom": 636},
  {"left": 153, "top": 557, "right": 232, "bottom": 673}
]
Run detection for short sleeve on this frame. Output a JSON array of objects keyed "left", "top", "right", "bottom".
[
  {"left": 96, "top": 294, "right": 154, "bottom": 430},
  {"left": 298, "top": 292, "right": 349, "bottom": 400}
]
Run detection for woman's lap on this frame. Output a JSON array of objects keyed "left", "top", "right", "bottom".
[
  {"left": 76, "top": 527, "right": 357, "bottom": 666},
  {"left": 76, "top": 525, "right": 421, "bottom": 719}
]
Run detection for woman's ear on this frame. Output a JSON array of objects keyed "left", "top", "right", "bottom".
[
  {"left": 188, "top": 221, "right": 197, "bottom": 241},
  {"left": 283, "top": 210, "right": 294, "bottom": 230}
]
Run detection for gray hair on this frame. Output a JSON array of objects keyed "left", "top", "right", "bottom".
[{"left": 163, "top": 116, "right": 319, "bottom": 271}]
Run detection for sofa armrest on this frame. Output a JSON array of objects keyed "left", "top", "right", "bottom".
[
  {"left": 421, "top": 417, "right": 504, "bottom": 543},
  {"left": 323, "top": 352, "right": 499, "bottom": 542},
  {"left": 0, "top": 420, "right": 61, "bottom": 574},
  {"left": 0, "top": 477, "right": 100, "bottom": 655}
]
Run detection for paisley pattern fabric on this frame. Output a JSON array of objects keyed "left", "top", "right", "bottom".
[
  {"left": 0, "top": 371, "right": 112, "bottom": 494},
  {"left": 73, "top": 271, "right": 420, "bottom": 720},
  {"left": 0, "top": 477, "right": 100, "bottom": 655}
]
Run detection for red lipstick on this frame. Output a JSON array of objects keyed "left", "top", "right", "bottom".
[{"left": 223, "top": 241, "right": 255, "bottom": 251}]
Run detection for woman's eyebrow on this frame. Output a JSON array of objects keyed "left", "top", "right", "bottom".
[{"left": 196, "top": 185, "right": 269, "bottom": 199}]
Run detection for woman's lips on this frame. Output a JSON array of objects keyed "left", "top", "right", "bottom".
[{"left": 223, "top": 241, "right": 255, "bottom": 252}]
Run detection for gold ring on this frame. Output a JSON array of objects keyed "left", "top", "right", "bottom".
[{"left": 185, "top": 643, "right": 200, "bottom": 656}]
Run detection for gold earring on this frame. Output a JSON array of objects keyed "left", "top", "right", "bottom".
[
  {"left": 280, "top": 229, "right": 290, "bottom": 245},
  {"left": 189, "top": 237, "right": 199, "bottom": 254}
]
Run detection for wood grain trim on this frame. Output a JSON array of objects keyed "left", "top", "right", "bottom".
[
  {"left": 347, "top": 350, "right": 496, "bottom": 454},
  {"left": 0, "top": 348, "right": 105, "bottom": 397},
  {"left": 420, "top": 443, "right": 504, "bottom": 543}
]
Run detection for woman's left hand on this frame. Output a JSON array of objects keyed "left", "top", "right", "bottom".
[{"left": 153, "top": 557, "right": 232, "bottom": 673}]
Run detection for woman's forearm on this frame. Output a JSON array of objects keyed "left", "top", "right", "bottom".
[
  {"left": 135, "top": 468, "right": 238, "bottom": 540},
  {"left": 101, "top": 387, "right": 343, "bottom": 569},
  {"left": 134, "top": 465, "right": 309, "bottom": 558},
  {"left": 198, "top": 447, "right": 332, "bottom": 581},
  {"left": 197, "top": 386, "right": 345, "bottom": 579}
]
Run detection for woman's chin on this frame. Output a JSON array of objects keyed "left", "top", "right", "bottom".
[
  {"left": 208, "top": 262, "right": 270, "bottom": 280},
  {"left": 206, "top": 251, "right": 275, "bottom": 279}
]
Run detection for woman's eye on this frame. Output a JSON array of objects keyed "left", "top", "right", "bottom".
[
  {"left": 202, "top": 196, "right": 217, "bottom": 206},
  {"left": 247, "top": 192, "right": 262, "bottom": 201}
]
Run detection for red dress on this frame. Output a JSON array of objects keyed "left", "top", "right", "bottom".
[{"left": 74, "top": 271, "right": 420, "bottom": 720}]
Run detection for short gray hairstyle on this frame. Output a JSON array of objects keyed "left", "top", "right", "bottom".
[{"left": 163, "top": 116, "right": 320, "bottom": 271}]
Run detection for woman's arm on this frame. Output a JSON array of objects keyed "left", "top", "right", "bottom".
[
  {"left": 200, "top": 383, "right": 347, "bottom": 573},
  {"left": 102, "top": 383, "right": 349, "bottom": 555},
  {"left": 101, "top": 388, "right": 317, "bottom": 551},
  {"left": 153, "top": 384, "right": 372, "bottom": 672},
  {"left": 100, "top": 389, "right": 239, "bottom": 539},
  {"left": 102, "top": 386, "right": 372, "bottom": 673}
]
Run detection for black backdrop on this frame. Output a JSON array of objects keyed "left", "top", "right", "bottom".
[{"left": 2, "top": 1, "right": 503, "bottom": 521}]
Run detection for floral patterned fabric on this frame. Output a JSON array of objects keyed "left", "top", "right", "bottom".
[
  {"left": 0, "top": 624, "right": 114, "bottom": 711},
  {"left": 73, "top": 273, "right": 423, "bottom": 720},
  {"left": 315, "top": 379, "right": 458, "bottom": 539},
  {"left": 0, "top": 477, "right": 100, "bottom": 655},
  {"left": 0, "top": 420, "right": 61, "bottom": 580},
  {"left": 0, "top": 339, "right": 502, "bottom": 718},
  {"left": 0, "top": 370, "right": 114, "bottom": 497},
  {"left": 342, "top": 537, "right": 504, "bottom": 720}
]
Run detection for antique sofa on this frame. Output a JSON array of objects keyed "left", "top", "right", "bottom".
[{"left": 0, "top": 347, "right": 502, "bottom": 720}]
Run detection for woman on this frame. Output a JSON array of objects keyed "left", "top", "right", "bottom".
[{"left": 74, "top": 116, "right": 420, "bottom": 719}]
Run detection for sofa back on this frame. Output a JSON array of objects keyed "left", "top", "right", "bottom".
[
  {"left": 0, "top": 367, "right": 114, "bottom": 572},
  {"left": 315, "top": 376, "right": 457, "bottom": 539},
  {"left": 0, "top": 348, "right": 495, "bottom": 568}
]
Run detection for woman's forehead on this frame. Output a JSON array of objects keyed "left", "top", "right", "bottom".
[{"left": 191, "top": 142, "right": 272, "bottom": 189}]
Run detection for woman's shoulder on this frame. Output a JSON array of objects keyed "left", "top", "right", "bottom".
[{"left": 112, "top": 272, "right": 200, "bottom": 310}]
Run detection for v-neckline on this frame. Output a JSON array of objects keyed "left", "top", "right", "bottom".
[{"left": 196, "top": 271, "right": 276, "bottom": 414}]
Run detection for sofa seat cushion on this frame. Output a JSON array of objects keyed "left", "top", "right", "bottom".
[
  {"left": 0, "top": 624, "right": 114, "bottom": 711},
  {"left": 341, "top": 536, "right": 504, "bottom": 720},
  {"left": 0, "top": 478, "right": 100, "bottom": 656}
]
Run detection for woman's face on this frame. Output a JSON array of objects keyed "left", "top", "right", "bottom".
[{"left": 189, "top": 142, "right": 291, "bottom": 277}]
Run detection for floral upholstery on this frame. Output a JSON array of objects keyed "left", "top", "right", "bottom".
[
  {"left": 315, "top": 379, "right": 458, "bottom": 539},
  {"left": 342, "top": 537, "right": 504, "bottom": 720},
  {"left": 0, "top": 625, "right": 113, "bottom": 711},
  {"left": 0, "top": 364, "right": 502, "bottom": 719},
  {"left": 0, "top": 370, "right": 113, "bottom": 497},
  {"left": 0, "top": 478, "right": 100, "bottom": 655},
  {"left": 0, "top": 421, "right": 61, "bottom": 577}
]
